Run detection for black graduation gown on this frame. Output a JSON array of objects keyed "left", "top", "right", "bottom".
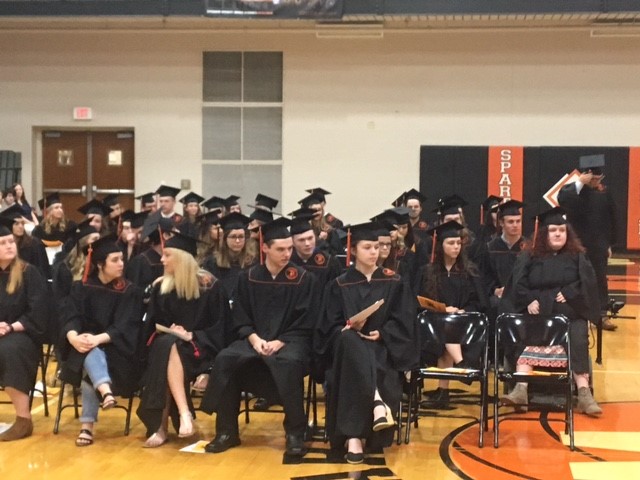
[
  {"left": 315, "top": 266, "right": 419, "bottom": 449},
  {"left": 0, "top": 264, "right": 47, "bottom": 394},
  {"left": 290, "top": 248, "right": 341, "bottom": 291},
  {"left": 31, "top": 224, "right": 69, "bottom": 244},
  {"left": 59, "top": 275, "right": 143, "bottom": 395},
  {"left": 201, "top": 255, "right": 253, "bottom": 302},
  {"left": 483, "top": 236, "right": 524, "bottom": 306},
  {"left": 18, "top": 236, "right": 51, "bottom": 280},
  {"left": 137, "top": 276, "right": 230, "bottom": 436},
  {"left": 418, "top": 262, "right": 488, "bottom": 364},
  {"left": 125, "top": 247, "right": 163, "bottom": 293},
  {"left": 116, "top": 239, "right": 144, "bottom": 272},
  {"left": 200, "top": 263, "right": 319, "bottom": 420},
  {"left": 501, "top": 251, "right": 600, "bottom": 373}
]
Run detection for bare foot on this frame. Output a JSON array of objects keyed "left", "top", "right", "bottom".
[
  {"left": 143, "top": 429, "right": 168, "bottom": 448},
  {"left": 178, "top": 412, "right": 194, "bottom": 438}
]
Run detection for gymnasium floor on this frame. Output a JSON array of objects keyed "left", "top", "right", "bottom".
[{"left": 1, "top": 257, "right": 639, "bottom": 480}]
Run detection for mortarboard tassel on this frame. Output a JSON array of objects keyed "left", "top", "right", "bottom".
[
  {"left": 117, "top": 215, "right": 123, "bottom": 237},
  {"left": 480, "top": 204, "right": 484, "bottom": 225},
  {"left": 259, "top": 227, "right": 264, "bottom": 265},
  {"left": 430, "top": 231, "right": 437, "bottom": 264},
  {"left": 158, "top": 226, "right": 165, "bottom": 253},
  {"left": 82, "top": 244, "right": 93, "bottom": 284},
  {"left": 533, "top": 216, "right": 539, "bottom": 249},
  {"left": 345, "top": 228, "right": 351, "bottom": 267}
]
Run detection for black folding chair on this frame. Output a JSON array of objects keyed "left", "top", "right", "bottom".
[
  {"left": 493, "top": 313, "right": 574, "bottom": 450},
  {"left": 405, "top": 311, "right": 489, "bottom": 447}
]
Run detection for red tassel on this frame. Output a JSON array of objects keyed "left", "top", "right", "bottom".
[
  {"left": 533, "top": 217, "right": 539, "bottom": 249},
  {"left": 191, "top": 341, "right": 200, "bottom": 359},
  {"left": 259, "top": 227, "right": 264, "bottom": 265},
  {"left": 146, "top": 331, "right": 157, "bottom": 347},
  {"left": 346, "top": 228, "right": 351, "bottom": 267},
  {"left": 430, "top": 231, "right": 437, "bottom": 264},
  {"left": 82, "top": 244, "right": 93, "bottom": 284},
  {"left": 158, "top": 226, "right": 165, "bottom": 253}
]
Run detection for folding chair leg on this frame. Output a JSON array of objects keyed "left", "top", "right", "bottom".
[
  {"left": 244, "top": 393, "right": 250, "bottom": 424},
  {"left": 53, "top": 382, "right": 66, "bottom": 434},
  {"left": 124, "top": 396, "right": 134, "bottom": 436}
]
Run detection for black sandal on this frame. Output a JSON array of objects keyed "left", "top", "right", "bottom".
[
  {"left": 76, "top": 429, "right": 94, "bottom": 447},
  {"left": 101, "top": 392, "right": 117, "bottom": 410},
  {"left": 372, "top": 400, "right": 395, "bottom": 432}
]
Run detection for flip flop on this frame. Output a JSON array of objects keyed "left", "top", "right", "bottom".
[{"left": 101, "top": 392, "right": 117, "bottom": 410}]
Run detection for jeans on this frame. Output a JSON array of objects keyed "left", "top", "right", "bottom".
[{"left": 79, "top": 348, "right": 112, "bottom": 423}]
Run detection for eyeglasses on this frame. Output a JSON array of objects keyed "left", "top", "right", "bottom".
[{"left": 228, "top": 235, "right": 245, "bottom": 241}]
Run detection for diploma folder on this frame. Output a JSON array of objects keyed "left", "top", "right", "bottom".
[
  {"left": 155, "top": 323, "right": 191, "bottom": 342},
  {"left": 347, "top": 299, "right": 385, "bottom": 330},
  {"left": 417, "top": 296, "right": 447, "bottom": 313}
]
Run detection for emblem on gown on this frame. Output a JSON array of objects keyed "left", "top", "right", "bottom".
[{"left": 285, "top": 267, "right": 298, "bottom": 280}]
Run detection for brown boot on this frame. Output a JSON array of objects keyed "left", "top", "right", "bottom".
[
  {"left": 0, "top": 416, "right": 33, "bottom": 441},
  {"left": 577, "top": 387, "right": 602, "bottom": 417},
  {"left": 602, "top": 318, "right": 618, "bottom": 331}
]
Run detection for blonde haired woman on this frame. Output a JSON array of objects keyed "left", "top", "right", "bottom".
[
  {"left": 137, "top": 232, "right": 230, "bottom": 448},
  {"left": 0, "top": 217, "right": 47, "bottom": 441},
  {"left": 32, "top": 193, "right": 70, "bottom": 244}
]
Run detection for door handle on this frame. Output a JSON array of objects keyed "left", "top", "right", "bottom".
[
  {"left": 93, "top": 187, "right": 135, "bottom": 195},
  {"left": 43, "top": 187, "right": 85, "bottom": 195}
]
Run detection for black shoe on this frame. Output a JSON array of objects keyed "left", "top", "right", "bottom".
[
  {"left": 204, "top": 434, "right": 241, "bottom": 453},
  {"left": 421, "top": 388, "right": 449, "bottom": 409},
  {"left": 422, "top": 387, "right": 442, "bottom": 399},
  {"left": 285, "top": 434, "right": 307, "bottom": 456},
  {"left": 345, "top": 451, "right": 364, "bottom": 464},
  {"left": 253, "top": 398, "right": 271, "bottom": 411}
]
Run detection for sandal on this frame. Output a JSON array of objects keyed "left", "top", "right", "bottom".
[
  {"left": 75, "top": 429, "right": 94, "bottom": 447},
  {"left": 372, "top": 400, "right": 395, "bottom": 432},
  {"left": 101, "top": 392, "right": 117, "bottom": 410},
  {"left": 192, "top": 374, "right": 209, "bottom": 393}
]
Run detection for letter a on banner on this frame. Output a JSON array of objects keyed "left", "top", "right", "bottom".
[{"left": 488, "top": 146, "right": 523, "bottom": 201}]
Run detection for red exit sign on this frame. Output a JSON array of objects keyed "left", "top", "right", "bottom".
[{"left": 73, "top": 107, "right": 93, "bottom": 120}]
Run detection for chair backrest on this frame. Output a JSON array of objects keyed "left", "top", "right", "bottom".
[
  {"left": 418, "top": 311, "right": 488, "bottom": 345},
  {"left": 496, "top": 313, "right": 569, "bottom": 347}
]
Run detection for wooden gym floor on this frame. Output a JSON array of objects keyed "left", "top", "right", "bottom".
[{"left": 1, "top": 257, "right": 639, "bottom": 480}]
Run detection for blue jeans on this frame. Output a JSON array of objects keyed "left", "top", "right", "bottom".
[{"left": 79, "top": 348, "right": 112, "bottom": 423}]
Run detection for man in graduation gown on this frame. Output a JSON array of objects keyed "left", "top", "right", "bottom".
[
  {"left": 201, "top": 217, "right": 319, "bottom": 456},
  {"left": 483, "top": 200, "right": 525, "bottom": 312},
  {"left": 558, "top": 154, "right": 617, "bottom": 330},
  {"left": 155, "top": 185, "right": 183, "bottom": 224}
]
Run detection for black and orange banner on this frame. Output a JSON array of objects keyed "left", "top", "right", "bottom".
[
  {"left": 628, "top": 147, "right": 640, "bottom": 250},
  {"left": 487, "top": 146, "right": 523, "bottom": 201}
]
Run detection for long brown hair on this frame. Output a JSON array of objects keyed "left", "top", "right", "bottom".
[
  {"left": 421, "top": 239, "right": 478, "bottom": 300},
  {"left": 4, "top": 256, "right": 26, "bottom": 295},
  {"left": 214, "top": 229, "right": 256, "bottom": 269},
  {"left": 523, "top": 223, "right": 585, "bottom": 258}
]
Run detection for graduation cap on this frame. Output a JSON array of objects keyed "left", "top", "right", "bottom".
[
  {"left": 535, "top": 206, "right": 567, "bottom": 227},
  {"left": 249, "top": 208, "right": 273, "bottom": 225},
  {"left": 370, "top": 211, "right": 400, "bottom": 232},
  {"left": 480, "top": 195, "right": 503, "bottom": 224},
  {"left": 434, "top": 194, "right": 468, "bottom": 217},
  {"left": 136, "top": 192, "right": 156, "bottom": 205},
  {"left": 84, "top": 234, "right": 120, "bottom": 268},
  {"left": 0, "top": 215, "right": 14, "bottom": 236},
  {"left": 497, "top": 199, "right": 524, "bottom": 218},
  {"left": 290, "top": 209, "right": 316, "bottom": 236},
  {"left": 202, "top": 196, "right": 226, "bottom": 211},
  {"left": 389, "top": 207, "right": 411, "bottom": 226},
  {"left": 404, "top": 188, "right": 428, "bottom": 204},
  {"left": 341, "top": 221, "right": 381, "bottom": 267},
  {"left": 224, "top": 195, "right": 240, "bottom": 208},
  {"left": 141, "top": 212, "right": 176, "bottom": 244},
  {"left": 305, "top": 187, "right": 331, "bottom": 203},
  {"left": 0, "top": 204, "right": 26, "bottom": 221},
  {"left": 78, "top": 199, "right": 110, "bottom": 218},
  {"left": 219, "top": 212, "right": 251, "bottom": 232},
  {"left": 38, "top": 192, "right": 61, "bottom": 211},
  {"left": 298, "top": 192, "right": 325, "bottom": 209},
  {"left": 426, "top": 220, "right": 464, "bottom": 263},
  {"left": 72, "top": 218, "right": 99, "bottom": 244},
  {"left": 179, "top": 192, "right": 205, "bottom": 205},
  {"left": 164, "top": 230, "right": 199, "bottom": 257},
  {"left": 155, "top": 185, "right": 181, "bottom": 198},
  {"left": 102, "top": 194, "right": 120, "bottom": 208},
  {"left": 128, "top": 211, "right": 149, "bottom": 229},
  {"left": 578, "top": 154, "right": 605, "bottom": 175},
  {"left": 196, "top": 210, "right": 222, "bottom": 227},
  {"left": 260, "top": 217, "right": 292, "bottom": 242},
  {"left": 254, "top": 193, "right": 279, "bottom": 211}
]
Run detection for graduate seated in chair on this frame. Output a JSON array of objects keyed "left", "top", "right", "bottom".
[
  {"left": 418, "top": 221, "right": 488, "bottom": 409},
  {"left": 0, "top": 217, "right": 48, "bottom": 441},
  {"left": 200, "top": 217, "right": 319, "bottom": 456},
  {"left": 315, "top": 222, "right": 419, "bottom": 464},
  {"left": 59, "top": 235, "right": 143, "bottom": 446},
  {"left": 136, "top": 232, "right": 230, "bottom": 448},
  {"left": 499, "top": 207, "right": 602, "bottom": 417}
]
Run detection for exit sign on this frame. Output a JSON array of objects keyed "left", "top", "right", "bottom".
[{"left": 73, "top": 107, "right": 93, "bottom": 121}]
